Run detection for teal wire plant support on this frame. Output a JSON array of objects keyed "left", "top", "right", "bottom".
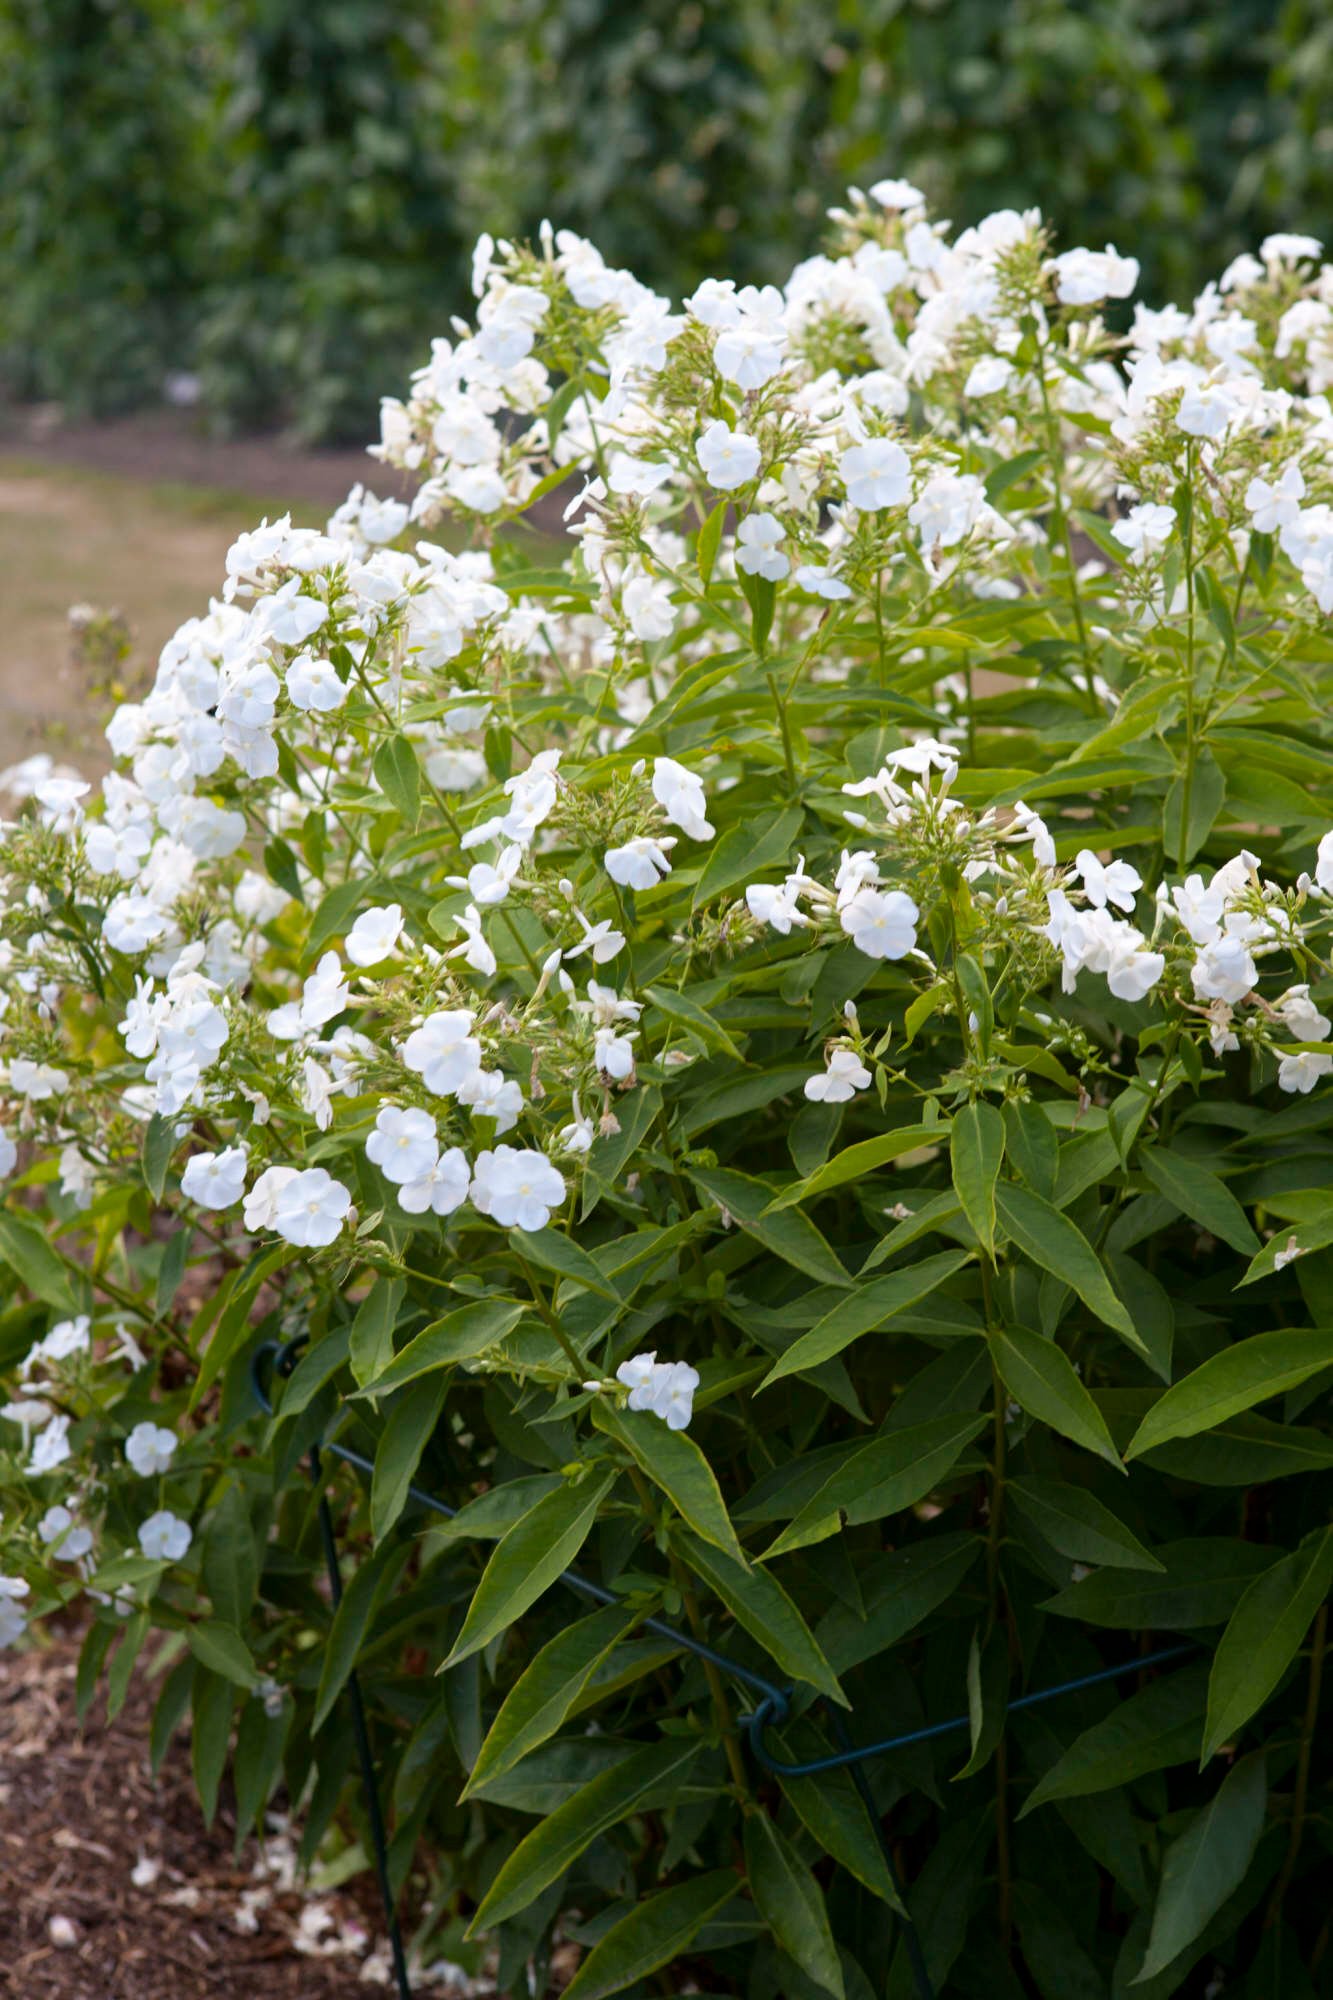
[{"left": 253, "top": 1340, "right": 1197, "bottom": 2000}]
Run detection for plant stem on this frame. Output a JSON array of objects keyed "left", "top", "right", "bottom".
[
  {"left": 669, "top": 1548, "right": 751, "bottom": 1799},
  {"left": 1034, "top": 334, "right": 1096, "bottom": 714}
]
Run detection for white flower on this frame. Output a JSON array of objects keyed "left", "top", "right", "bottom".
[
  {"left": 793, "top": 564, "right": 852, "bottom": 600},
  {"left": 840, "top": 438, "right": 910, "bottom": 511},
  {"left": 243, "top": 1164, "right": 300, "bottom": 1231},
  {"left": 8, "top": 1060, "right": 69, "bottom": 1100},
  {"left": 456, "top": 1066, "right": 525, "bottom": 1132},
  {"left": 0, "top": 1130, "right": 17, "bottom": 1179},
  {"left": 1177, "top": 382, "right": 1237, "bottom": 440},
  {"left": 470, "top": 1146, "right": 566, "bottom": 1231},
  {"left": 713, "top": 284, "right": 787, "bottom": 389},
  {"left": 805, "top": 1049, "right": 872, "bottom": 1103},
  {"left": 271, "top": 1168, "right": 352, "bottom": 1248},
  {"left": 138, "top": 1510, "right": 192, "bottom": 1562},
  {"left": 1274, "top": 985, "right": 1332, "bottom": 1041},
  {"left": 1316, "top": 831, "right": 1333, "bottom": 897},
  {"left": 735, "top": 513, "right": 789, "bottom": 581},
  {"left": 841, "top": 887, "right": 920, "bottom": 960},
  {"left": 38, "top": 1504, "right": 93, "bottom": 1561},
  {"left": 594, "top": 1028, "right": 636, "bottom": 1082},
  {"left": 1050, "top": 245, "right": 1139, "bottom": 305},
  {"left": 652, "top": 757, "right": 714, "bottom": 841},
  {"left": 447, "top": 903, "right": 497, "bottom": 978},
  {"left": 402, "top": 1010, "right": 482, "bottom": 1096},
  {"left": 366, "top": 1106, "right": 439, "bottom": 1185},
  {"left": 28, "top": 1413, "right": 72, "bottom": 1476},
  {"left": 605, "top": 835, "right": 675, "bottom": 890},
  {"left": 745, "top": 880, "right": 806, "bottom": 934},
  {"left": 616, "top": 1352, "right": 699, "bottom": 1430},
  {"left": 345, "top": 905, "right": 404, "bottom": 967},
  {"left": 1273, "top": 1236, "right": 1305, "bottom": 1270},
  {"left": 126, "top": 1421, "right": 177, "bottom": 1478},
  {"left": 869, "top": 176, "right": 925, "bottom": 211},
  {"left": 963, "top": 356, "right": 1014, "bottom": 398},
  {"left": 1191, "top": 936, "right": 1258, "bottom": 1004},
  {"left": 1112, "top": 503, "right": 1176, "bottom": 562},
  {"left": 181, "top": 1146, "right": 249, "bottom": 1210},
  {"left": 1245, "top": 465, "right": 1305, "bottom": 535},
  {"left": 1278, "top": 1050, "right": 1333, "bottom": 1095},
  {"left": 286, "top": 652, "right": 347, "bottom": 712},
  {"left": 0, "top": 1576, "right": 29, "bottom": 1649},
  {"left": 1075, "top": 850, "right": 1142, "bottom": 913},
  {"left": 695, "top": 420, "right": 761, "bottom": 491},
  {"left": 398, "top": 1146, "right": 471, "bottom": 1217},
  {"left": 622, "top": 574, "right": 677, "bottom": 643}
]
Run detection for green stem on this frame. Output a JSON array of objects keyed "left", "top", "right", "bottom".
[{"left": 1268, "top": 1600, "right": 1327, "bottom": 1924}]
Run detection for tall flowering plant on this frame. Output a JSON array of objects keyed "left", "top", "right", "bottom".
[{"left": 2, "top": 186, "right": 1333, "bottom": 1994}]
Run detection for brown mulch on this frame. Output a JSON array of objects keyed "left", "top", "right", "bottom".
[{"left": 0, "top": 1624, "right": 470, "bottom": 2000}]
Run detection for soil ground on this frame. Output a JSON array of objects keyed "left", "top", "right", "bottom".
[
  {"left": 0, "top": 404, "right": 390, "bottom": 771},
  {"left": 0, "top": 1623, "right": 490, "bottom": 2000}
]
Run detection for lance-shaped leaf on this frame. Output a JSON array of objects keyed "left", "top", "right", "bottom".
[
  {"left": 690, "top": 1165, "right": 851, "bottom": 1289},
  {"left": 1134, "top": 1754, "right": 1267, "bottom": 1984},
  {"left": 995, "top": 1182, "right": 1139, "bottom": 1344},
  {"left": 950, "top": 1100, "right": 1004, "bottom": 1254},
  {"left": 462, "top": 1604, "right": 637, "bottom": 1799},
  {"left": 1007, "top": 1476, "right": 1164, "bottom": 1572},
  {"left": 1202, "top": 1527, "right": 1333, "bottom": 1763},
  {"left": 673, "top": 1526, "right": 845, "bottom": 1703},
  {"left": 1020, "top": 1663, "right": 1210, "bottom": 1814},
  {"left": 511, "top": 1225, "right": 621, "bottom": 1302},
  {"left": 593, "top": 1402, "right": 745, "bottom": 1563},
  {"left": 693, "top": 805, "right": 803, "bottom": 911},
  {"left": 1043, "top": 1539, "right": 1275, "bottom": 1629},
  {"left": 744, "top": 1811, "right": 845, "bottom": 2000},
  {"left": 1140, "top": 1146, "right": 1259, "bottom": 1257},
  {"left": 370, "top": 1377, "right": 448, "bottom": 1539},
  {"left": 989, "top": 1324, "right": 1123, "bottom": 1470},
  {"left": 758, "top": 1250, "right": 969, "bottom": 1388},
  {"left": 467, "top": 1738, "right": 702, "bottom": 1933},
  {"left": 772, "top": 1724, "right": 905, "bottom": 1911},
  {"left": 356, "top": 1297, "right": 526, "bottom": 1397},
  {"left": 445, "top": 1470, "right": 616, "bottom": 1667},
  {"left": 764, "top": 1122, "right": 946, "bottom": 1211},
  {"left": 561, "top": 1872, "right": 739, "bottom": 2000},
  {"left": 1125, "top": 1330, "right": 1333, "bottom": 1458},
  {"left": 762, "top": 1413, "right": 987, "bottom": 1560}
]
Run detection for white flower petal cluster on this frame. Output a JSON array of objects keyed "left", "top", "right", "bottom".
[{"left": 615, "top": 1352, "right": 699, "bottom": 1430}]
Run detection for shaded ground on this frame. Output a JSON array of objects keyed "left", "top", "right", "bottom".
[{"left": 0, "top": 1625, "right": 489, "bottom": 2000}]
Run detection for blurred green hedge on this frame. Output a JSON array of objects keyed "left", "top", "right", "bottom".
[{"left": 2, "top": 0, "right": 1330, "bottom": 441}]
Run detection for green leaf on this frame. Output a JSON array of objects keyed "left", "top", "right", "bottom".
[
  {"left": 1139, "top": 1147, "right": 1259, "bottom": 1256},
  {"left": 1043, "top": 1539, "right": 1275, "bottom": 1629},
  {"left": 202, "top": 1485, "right": 258, "bottom": 1628},
  {"left": 984, "top": 447, "right": 1045, "bottom": 503},
  {"left": 190, "top": 1665, "right": 233, "bottom": 1827},
  {"left": 463, "top": 1604, "right": 637, "bottom": 1799},
  {"left": 185, "top": 1620, "right": 256, "bottom": 1689},
  {"left": 689, "top": 1165, "right": 851, "bottom": 1290},
  {"left": 349, "top": 1274, "right": 405, "bottom": 1389},
  {"left": 950, "top": 1101, "right": 1004, "bottom": 1254},
  {"left": 511, "top": 1225, "right": 619, "bottom": 1301},
  {"left": 143, "top": 1113, "right": 175, "bottom": 1201},
  {"left": 593, "top": 1402, "right": 744, "bottom": 1563},
  {"left": 1163, "top": 750, "right": 1226, "bottom": 865},
  {"left": 673, "top": 1527, "right": 844, "bottom": 1703},
  {"left": 758, "top": 1250, "right": 969, "bottom": 1387},
  {"left": 745, "top": 1811, "right": 845, "bottom": 2000},
  {"left": 816, "top": 1535, "right": 982, "bottom": 1672},
  {"left": 995, "top": 1183, "right": 1139, "bottom": 1344},
  {"left": 370, "top": 1376, "right": 448, "bottom": 1539},
  {"left": 263, "top": 835, "right": 304, "bottom": 903},
  {"left": 1007, "top": 1477, "right": 1164, "bottom": 1572},
  {"left": 692, "top": 805, "right": 804, "bottom": 913},
  {"left": 155, "top": 1226, "right": 189, "bottom": 1316},
  {"left": 562, "top": 1873, "right": 738, "bottom": 2000},
  {"left": 233, "top": 1696, "right": 291, "bottom": 1845},
  {"left": 445, "top": 1471, "right": 616, "bottom": 1667},
  {"left": 1140, "top": 1412, "right": 1333, "bottom": 1485},
  {"left": 1020, "top": 1664, "right": 1209, "bottom": 1814},
  {"left": 989, "top": 1324, "right": 1123, "bottom": 1469},
  {"left": 1134, "top": 1755, "right": 1267, "bottom": 1983},
  {"left": 774, "top": 1728, "right": 905, "bottom": 1911},
  {"left": 765, "top": 1123, "right": 945, "bottom": 1210},
  {"left": 1125, "top": 1331, "right": 1333, "bottom": 1458},
  {"left": 645, "top": 982, "right": 743, "bottom": 1060},
  {"left": 763, "top": 1414, "right": 987, "bottom": 1559},
  {"left": 1202, "top": 1528, "right": 1333, "bottom": 1763},
  {"left": 467, "top": 1738, "right": 702, "bottom": 1933},
  {"left": 312, "top": 1540, "right": 407, "bottom": 1731},
  {"left": 372, "top": 731, "right": 421, "bottom": 823},
  {"left": 357, "top": 1297, "right": 526, "bottom": 1397},
  {"left": 0, "top": 1210, "right": 78, "bottom": 1312},
  {"left": 305, "top": 876, "right": 369, "bottom": 964},
  {"left": 696, "top": 496, "right": 728, "bottom": 587},
  {"left": 955, "top": 1624, "right": 1008, "bottom": 1779}
]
